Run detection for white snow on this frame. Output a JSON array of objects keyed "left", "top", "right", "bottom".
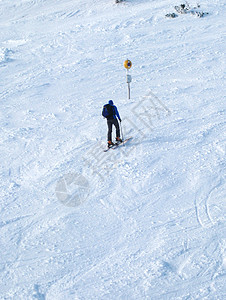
[{"left": 0, "top": 0, "right": 225, "bottom": 299}]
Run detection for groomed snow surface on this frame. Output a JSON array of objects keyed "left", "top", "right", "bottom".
[{"left": 0, "top": 0, "right": 225, "bottom": 299}]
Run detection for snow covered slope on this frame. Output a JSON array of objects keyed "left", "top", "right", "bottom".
[{"left": 0, "top": 0, "right": 225, "bottom": 299}]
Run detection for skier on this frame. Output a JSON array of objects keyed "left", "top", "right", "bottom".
[{"left": 102, "top": 100, "right": 122, "bottom": 147}]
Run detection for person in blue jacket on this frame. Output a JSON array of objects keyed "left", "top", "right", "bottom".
[{"left": 102, "top": 100, "right": 122, "bottom": 147}]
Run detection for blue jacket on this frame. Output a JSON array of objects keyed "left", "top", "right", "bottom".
[{"left": 108, "top": 100, "right": 121, "bottom": 121}]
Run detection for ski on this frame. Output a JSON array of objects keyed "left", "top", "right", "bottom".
[
  {"left": 103, "top": 145, "right": 116, "bottom": 152},
  {"left": 104, "top": 137, "right": 133, "bottom": 152}
]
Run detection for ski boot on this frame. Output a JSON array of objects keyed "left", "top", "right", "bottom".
[
  {"left": 108, "top": 141, "right": 115, "bottom": 148},
  {"left": 116, "top": 137, "right": 122, "bottom": 144}
]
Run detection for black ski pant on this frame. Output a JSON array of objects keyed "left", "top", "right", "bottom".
[{"left": 107, "top": 119, "right": 120, "bottom": 141}]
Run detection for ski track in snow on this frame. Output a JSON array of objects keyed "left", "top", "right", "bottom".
[{"left": 0, "top": 0, "right": 226, "bottom": 299}]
